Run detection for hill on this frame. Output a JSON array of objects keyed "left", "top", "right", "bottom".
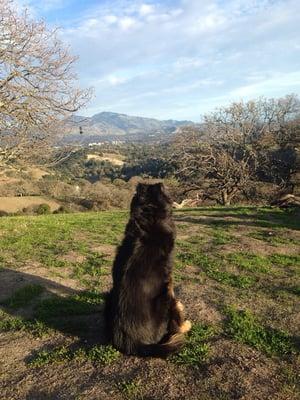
[
  {"left": 0, "top": 207, "right": 299, "bottom": 399},
  {"left": 64, "top": 111, "right": 194, "bottom": 144}
]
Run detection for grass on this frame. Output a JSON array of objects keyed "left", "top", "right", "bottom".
[
  {"left": 177, "top": 248, "right": 256, "bottom": 288},
  {"left": 118, "top": 379, "right": 143, "bottom": 399},
  {"left": 1, "top": 284, "right": 44, "bottom": 309},
  {"left": 289, "top": 286, "right": 300, "bottom": 296},
  {"left": 72, "top": 253, "right": 110, "bottom": 283},
  {"left": 211, "top": 229, "right": 234, "bottom": 245},
  {"left": 172, "top": 324, "right": 215, "bottom": 367},
  {"left": 0, "top": 206, "right": 299, "bottom": 399},
  {"left": 35, "top": 291, "right": 104, "bottom": 320},
  {"left": 0, "top": 310, "right": 51, "bottom": 337},
  {"left": 29, "top": 344, "right": 120, "bottom": 367},
  {"left": 225, "top": 307, "right": 297, "bottom": 356},
  {"left": 226, "top": 252, "right": 271, "bottom": 274},
  {"left": 248, "top": 230, "right": 299, "bottom": 246},
  {"left": 0, "top": 211, "right": 127, "bottom": 266},
  {"left": 269, "top": 254, "right": 300, "bottom": 268}
]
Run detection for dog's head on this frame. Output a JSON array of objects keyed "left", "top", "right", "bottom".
[{"left": 130, "top": 182, "right": 172, "bottom": 215}]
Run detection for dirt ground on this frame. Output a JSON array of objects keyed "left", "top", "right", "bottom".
[
  {"left": 0, "top": 196, "right": 60, "bottom": 213},
  {"left": 0, "top": 207, "right": 299, "bottom": 400}
]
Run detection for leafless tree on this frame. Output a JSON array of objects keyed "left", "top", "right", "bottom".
[
  {"left": 0, "top": 0, "right": 92, "bottom": 166},
  {"left": 172, "top": 95, "right": 300, "bottom": 205}
]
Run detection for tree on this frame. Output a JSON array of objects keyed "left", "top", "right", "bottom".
[
  {"left": 0, "top": 0, "right": 92, "bottom": 166},
  {"left": 172, "top": 95, "right": 300, "bottom": 205}
]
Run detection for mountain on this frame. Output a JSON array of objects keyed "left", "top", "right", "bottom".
[{"left": 64, "top": 111, "right": 194, "bottom": 144}]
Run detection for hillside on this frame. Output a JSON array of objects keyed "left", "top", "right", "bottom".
[
  {"left": 64, "top": 111, "right": 194, "bottom": 144},
  {"left": 0, "top": 207, "right": 299, "bottom": 399}
]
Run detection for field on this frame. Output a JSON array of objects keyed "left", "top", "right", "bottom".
[
  {"left": 0, "top": 196, "right": 60, "bottom": 213},
  {"left": 0, "top": 207, "right": 299, "bottom": 400}
]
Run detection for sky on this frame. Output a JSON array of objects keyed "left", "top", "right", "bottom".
[{"left": 19, "top": 0, "right": 300, "bottom": 121}]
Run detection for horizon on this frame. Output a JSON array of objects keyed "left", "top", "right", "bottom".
[
  {"left": 77, "top": 109, "right": 195, "bottom": 122},
  {"left": 19, "top": 0, "right": 300, "bottom": 121}
]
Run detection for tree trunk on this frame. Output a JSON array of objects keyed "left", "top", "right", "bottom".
[{"left": 221, "top": 190, "right": 231, "bottom": 206}]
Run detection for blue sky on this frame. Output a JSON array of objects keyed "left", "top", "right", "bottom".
[{"left": 20, "top": 0, "right": 300, "bottom": 121}]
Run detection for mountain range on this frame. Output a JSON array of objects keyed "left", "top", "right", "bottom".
[{"left": 65, "top": 111, "right": 193, "bottom": 144}]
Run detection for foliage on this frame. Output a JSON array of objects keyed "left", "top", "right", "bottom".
[{"left": 36, "top": 204, "right": 51, "bottom": 215}]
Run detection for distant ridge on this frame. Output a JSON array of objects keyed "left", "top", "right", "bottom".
[{"left": 65, "top": 111, "right": 194, "bottom": 144}]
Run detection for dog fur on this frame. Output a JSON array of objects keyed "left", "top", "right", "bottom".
[{"left": 105, "top": 182, "right": 191, "bottom": 356}]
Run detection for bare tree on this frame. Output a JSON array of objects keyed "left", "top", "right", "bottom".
[
  {"left": 172, "top": 95, "right": 300, "bottom": 205},
  {"left": 171, "top": 127, "right": 255, "bottom": 205},
  {"left": 0, "top": 0, "right": 92, "bottom": 166}
]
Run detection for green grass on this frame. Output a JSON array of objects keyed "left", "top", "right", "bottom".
[
  {"left": 0, "top": 211, "right": 127, "bottom": 267},
  {"left": 289, "top": 286, "right": 300, "bottom": 296},
  {"left": 0, "top": 207, "right": 299, "bottom": 399},
  {"left": 72, "top": 253, "right": 110, "bottom": 282},
  {"left": 269, "top": 254, "right": 300, "bottom": 268},
  {"left": 211, "top": 229, "right": 234, "bottom": 245},
  {"left": 248, "top": 230, "right": 298, "bottom": 246},
  {"left": 206, "top": 268, "right": 256, "bottom": 288},
  {"left": 172, "top": 324, "right": 215, "bottom": 367},
  {"left": 1, "top": 284, "right": 44, "bottom": 309},
  {"left": 225, "top": 307, "right": 297, "bottom": 356},
  {"left": 0, "top": 311, "right": 51, "bottom": 337},
  {"left": 35, "top": 291, "right": 104, "bottom": 320},
  {"left": 226, "top": 252, "right": 271, "bottom": 274},
  {"left": 86, "top": 344, "right": 120, "bottom": 364},
  {"left": 118, "top": 379, "right": 143, "bottom": 399},
  {"left": 255, "top": 208, "right": 300, "bottom": 230},
  {"left": 29, "top": 344, "right": 120, "bottom": 367},
  {"left": 177, "top": 249, "right": 256, "bottom": 288}
]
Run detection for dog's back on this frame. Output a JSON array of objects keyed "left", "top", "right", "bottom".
[{"left": 105, "top": 182, "right": 190, "bottom": 356}]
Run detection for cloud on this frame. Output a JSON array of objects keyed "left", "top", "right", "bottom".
[
  {"left": 230, "top": 71, "right": 300, "bottom": 98},
  {"left": 139, "top": 4, "right": 155, "bottom": 16},
  {"left": 22, "top": 0, "right": 300, "bottom": 120}
]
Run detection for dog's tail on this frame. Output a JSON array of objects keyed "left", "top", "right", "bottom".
[{"left": 137, "top": 333, "right": 185, "bottom": 357}]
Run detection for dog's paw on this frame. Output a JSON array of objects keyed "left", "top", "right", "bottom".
[
  {"left": 176, "top": 301, "right": 185, "bottom": 312},
  {"left": 180, "top": 320, "right": 192, "bottom": 333}
]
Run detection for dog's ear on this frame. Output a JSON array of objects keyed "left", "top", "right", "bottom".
[
  {"left": 152, "top": 182, "right": 164, "bottom": 194},
  {"left": 136, "top": 183, "right": 147, "bottom": 197}
]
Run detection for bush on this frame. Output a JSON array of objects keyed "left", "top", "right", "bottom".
[
  {"left": 0, "top": 210, "right": 9, "bottom": 217},
  {"left": 36, "top": 203, "right": 51, "bottom": 215},
  {"left": 53, "top": 205, "right": 70, "bottom": 214}
]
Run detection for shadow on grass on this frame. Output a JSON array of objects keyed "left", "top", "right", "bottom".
[
  {"left": 174, "top": 208, "right": 300, "bottom": 231},
  {"left": 0, "top": 267, "right": 108, "bottom": 346},
  {"left": 25, "top": 389, "right": 62, "bottom": 400},
  {"left": 174, "top": 206, "right": 262, "bottom": 213}
]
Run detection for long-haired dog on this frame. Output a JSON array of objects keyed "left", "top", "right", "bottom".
[{"left": 105, "top": 182, "right": 191, "bottom": 356}]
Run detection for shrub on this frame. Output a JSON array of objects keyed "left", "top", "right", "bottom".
[
  {"left": 36, "top": 203, "right": 51, "bottom": 215},
  {"left": 53, "top": 205, "right": 70, "bottom": 214}
]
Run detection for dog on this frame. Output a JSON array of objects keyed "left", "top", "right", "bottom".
[{"left": 105, "top": 182, "right": 191, "bottom": 356}]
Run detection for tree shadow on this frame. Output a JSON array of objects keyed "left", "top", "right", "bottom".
[
  {"left": 0, "top": 267, "right": 108, "bottom": 346},
  {"left": 174, "top": 206, "right": 262, "bottom": 213},
  {"left": 25, "top": 389, "right": 63, "bottom": 400},
  {"left": 174, "top": 208, "right": 300, "bottom": 231}
]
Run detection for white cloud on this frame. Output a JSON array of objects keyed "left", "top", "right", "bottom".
[
  {"left": 119, "top": 16, "right": 138, "bottom": 30},
  {"left": 230, "top": 71, "right": 300, "bottom": 98},
  {"left": 173, "top": 57, "right": 206, "bottom": 71},
  {"left": 139, "top": 4, "right": 155, "bottom": 16},
  {"left": 103, "top": 15, "right": 118, "bottom": 25}
]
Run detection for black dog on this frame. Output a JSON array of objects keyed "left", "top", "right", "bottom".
[{"left": 105, "top": 182, "right": 191, "bottom": 356}]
